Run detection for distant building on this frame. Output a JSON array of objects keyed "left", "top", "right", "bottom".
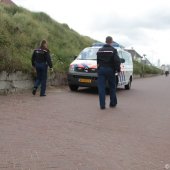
[
  {"left": 157, "top": 59, "right": 160, "bottom": 68},
  {"left": 144, "top": 58, "right": 152, "bottom": 66},
  {"left": 125, "top": 48, "right": 153, "bottom": 66},
  {"left": 125, "top": 49, "right": 142, "bottom": 62},
  {"left": 161, "top": 64, "right": 170, "bottom": 73}
]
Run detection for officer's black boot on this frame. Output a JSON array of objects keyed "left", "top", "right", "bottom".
[{"left": 32, "top": 87, "right": 37, "bottom": 95}]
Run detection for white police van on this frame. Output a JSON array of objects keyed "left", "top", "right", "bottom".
[{"left": 67, "top": 42, "right": 133, "bottom": 91}]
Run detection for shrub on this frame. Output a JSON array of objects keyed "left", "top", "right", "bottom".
[{"left": 133, "top": 60, "right": 161, "bottom": 75}]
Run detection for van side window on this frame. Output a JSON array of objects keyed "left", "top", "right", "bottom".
[
  {"left": 122, "top": 51, "right": 132, "bottom": 65},
  {"left": 118, "top": 51, "right": 123, "bottom": 59}
]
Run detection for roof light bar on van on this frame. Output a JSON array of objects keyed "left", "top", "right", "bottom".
[{"left": 92, "top": 42, "right": 124, "bottom": 49}]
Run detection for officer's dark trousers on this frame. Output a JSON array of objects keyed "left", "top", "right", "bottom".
[
  {"left": 34, "top": 63, "right": 47, "bottom": 95},
  {"left": 97, "top": 66, "right": 117, "bottom": 108}
]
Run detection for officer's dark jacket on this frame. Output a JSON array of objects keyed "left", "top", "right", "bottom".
[
  {"left": 32, "top": 48, "right": 53, "bottom": 68},
  {"left": 97, "top": 44, "right": 120, "bottom": 72}
]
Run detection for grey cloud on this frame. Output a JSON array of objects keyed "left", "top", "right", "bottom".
[
  {"left": 92, "top": 9, "right": 170, "bottom": 34},
  {"left": 90, "top": 7, "right": 170, "bottom": 46}
]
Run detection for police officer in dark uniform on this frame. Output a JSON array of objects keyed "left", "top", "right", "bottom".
[
  {"left": 31, "top": 40, "right": 53, "bottom": 96},
  {"left": 97, "top": 36, "right": 121, "bottom": 109}
]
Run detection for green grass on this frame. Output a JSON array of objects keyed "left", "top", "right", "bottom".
[{"left": 0, "top": 4, "right": 95, "bottom": 73}]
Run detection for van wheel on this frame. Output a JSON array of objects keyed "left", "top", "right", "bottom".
[
  {"left": 69, "top": 85, "right": 79, "bottom": 91},
  {"left": 125, "top": 79, "right": 131, "bottom": 90}
]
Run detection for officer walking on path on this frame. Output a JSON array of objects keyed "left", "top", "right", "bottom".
[
  {"left": 31, "top": 40, "right": 53, "bottom": 96},
  {"left": 97, "top": 36, "right": 121, "bottom": 109}
]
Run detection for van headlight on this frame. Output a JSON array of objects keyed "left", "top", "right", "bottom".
[{"left": 69, "top": 64, "right": 75, "bottom": 72}]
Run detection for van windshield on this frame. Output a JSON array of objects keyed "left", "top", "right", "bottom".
[{"left": 76, "top": 47, "right": 99, "bottom": 60}]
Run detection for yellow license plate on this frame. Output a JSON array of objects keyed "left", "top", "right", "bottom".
[{"left": 79, "top": 78, "right": 92, "bottom": 83}]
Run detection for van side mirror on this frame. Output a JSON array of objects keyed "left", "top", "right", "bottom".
[
  {"left": 120, "top": 58, "right": 125, "bottom": 63},
  {"left": 74, "top": 56, "right": 77, "bottom": 60}
]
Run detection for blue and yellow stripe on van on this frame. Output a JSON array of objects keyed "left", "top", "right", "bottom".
[
  {"left": 118, "top": 71, "right": 126, "bottom": 86},
  {"left": 117, "top": 64, "right": 126, "bottom": 86}
]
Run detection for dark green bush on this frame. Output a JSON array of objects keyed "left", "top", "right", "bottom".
[
  {"left": 133, "top": 60, "right": 142, "bottom": 75},
  {"left": 133, "top": 60, "right": 161, "bottom": 75}
]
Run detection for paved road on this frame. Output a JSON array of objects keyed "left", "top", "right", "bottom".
[{"left": 0, "top": 75, "right": 170, "bottom": 170}]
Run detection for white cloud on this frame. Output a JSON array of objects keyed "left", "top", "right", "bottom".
[{"left": 13, "top": 0, "right": 170, "bottom": 65}]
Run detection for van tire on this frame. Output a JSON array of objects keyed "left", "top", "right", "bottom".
[
  {"left": 69, "top": 85, "right": 79, "bottom": 91},
  {"left": 125, "top": 79, "right": 131, "bottom": 90}
]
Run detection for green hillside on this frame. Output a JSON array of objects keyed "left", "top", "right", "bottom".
[{"left": 0, "top": 4, "right": 95, "bottom": 73}]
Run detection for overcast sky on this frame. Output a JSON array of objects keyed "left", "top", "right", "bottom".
[{"left": 13, "top": 0, "right": 170, "bottom": 65}]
